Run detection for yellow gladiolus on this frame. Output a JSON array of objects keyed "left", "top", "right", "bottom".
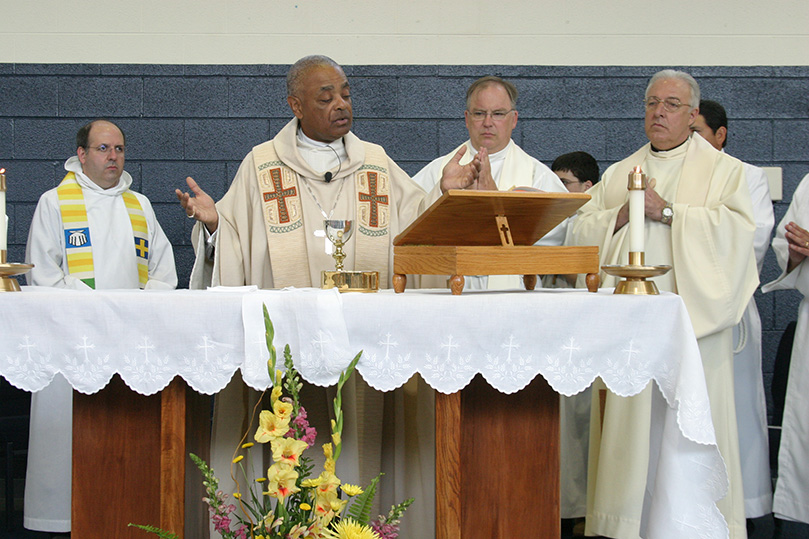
[
  {"left": 270, "top": 437, "right": 309, "bottom": 467},
  {"left": 273, "top": 400, "right": 294, "bottom": 423},
  {"left": 270, "top": 385, "right": 283, "bottom": 405},
  {"left": 315, "top": 471, "right": 341, "bottom": 495},
  {"left": 265, "top": 463, "right": 300, "bottom": 502},
  {"left": 255, "top": 409, "right": 291, "bottom": 443}
]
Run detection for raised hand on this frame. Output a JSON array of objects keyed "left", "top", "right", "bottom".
[
  {"left": 474, "top": 147, "right": 497, "bottom": 191},
  {"left": 439, "top": 146, "right": 481, "bottom": 193},
  {"left": 175, "top": 177, "right": 219, "bottom": 234}
]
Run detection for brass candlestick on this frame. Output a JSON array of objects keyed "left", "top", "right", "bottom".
[
  {"left": 0, "top": 250, "right": 34, "bottom": 292},
  {"left": 601, "top": 167, "right": 670, "bottom": 295},
  {"left": 320, "top": 220, "right": 379, "bottom": 293}
]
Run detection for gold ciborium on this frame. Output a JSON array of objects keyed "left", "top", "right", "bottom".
[{"left": 321, "top": 220, "right": 378, "bottom": 293}]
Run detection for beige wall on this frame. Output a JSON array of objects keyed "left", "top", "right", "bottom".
[{"left": 1, "top": 0, "right": 808, "bottom": 65}]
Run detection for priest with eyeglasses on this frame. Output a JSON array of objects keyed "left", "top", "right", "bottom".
[
  {"left": 411, "top": 75, "right": 568, "bottom": 290},
  {"left": 568, "top": 69, "right": 758, "bottom": 539}
]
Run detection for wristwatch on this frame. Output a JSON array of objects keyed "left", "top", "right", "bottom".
[{"left": 660, "top": 202, "right": 674, "bottom": 226}]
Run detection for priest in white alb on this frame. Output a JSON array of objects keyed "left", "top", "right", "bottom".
[
  {"left": 762, "top": 172, "right": 809, "bottom": 526},
  {"left": 177, "top": 55, "right": 481, "bottom": 538},
  {"left": 411, "top": 75, "right": 567, "bottom": 290},
  {"left": 25, "top": 119, "right": 177, "bottom": 534},
  {"left": 691, "top": 99, "right": 775, "bottom": 521},
  {"left": 568, "top": 70, "right": 758, "bottom": 539}
]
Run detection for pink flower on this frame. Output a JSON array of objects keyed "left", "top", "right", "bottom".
[
  {"left": 293, "top": 406, "right": 308, "bottom": 425},
  {"left": 371, "top": 520, "right": 400, "bottom": 539},
  {"left": 212, "top": 513, "right": 231, "bottom": 532},
  {"left": 302, "top": 426, "right": 317, "bottom": 448}
]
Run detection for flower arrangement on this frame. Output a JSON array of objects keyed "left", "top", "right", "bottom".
[{"left": 131, "top": 305, "right": 412, "bottom": 539}]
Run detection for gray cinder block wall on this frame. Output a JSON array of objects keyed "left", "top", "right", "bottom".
[{"left": 1, "top": 64, "right": 807, "bottom": 421}]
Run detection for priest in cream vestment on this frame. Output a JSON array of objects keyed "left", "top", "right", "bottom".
[
  {"left": 568, "top": 71, "right": 758, "bottom": 539},
  {"left": 178, "top": 55, "right": 481, "bottom": 538},
  {"left": 412, "top": 75, "right": 568, "bottom": 291}
]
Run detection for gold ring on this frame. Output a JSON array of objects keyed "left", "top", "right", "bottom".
[{"left": 805, "top": 241, "right": 809, "bottom": 248}]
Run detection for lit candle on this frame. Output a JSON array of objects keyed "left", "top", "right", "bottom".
[
  {"left": 627, "top": 165, "right": 646, "bottom": 263},
  {"left": 0, "top": 168, "right": 6, "bottom": 253}
]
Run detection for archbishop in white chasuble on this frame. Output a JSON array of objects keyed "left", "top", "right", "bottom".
[
  {"left": 568, "top": 71, "right": 758, "bottom": 539},
  {"left": 175, "top": 55, "right": 489, "bottom": 538},
  {"left": 186, "top": 120, "right": 433, "bottom": 537}
]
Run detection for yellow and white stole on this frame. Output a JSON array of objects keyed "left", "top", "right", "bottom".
[
  {"left": 252, "top": 140, "right": 392, "bottom": 288},
  {"left": 56, "top": 172, "right": 149, "bottom": 289}
]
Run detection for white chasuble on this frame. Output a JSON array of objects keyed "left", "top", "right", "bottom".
[
  {"left": 570, "top": 134, "right": 758, "bottom": 539},
  {"left": 190, "top": 118, "right": 434, "bottom": 539}
]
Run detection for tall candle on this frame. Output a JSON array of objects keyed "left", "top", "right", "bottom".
[
  {"left": 627, "top": 165, "right": 646, "bottom": 258},
  {"left": 0, "top": 168, "right": 6, "bottom": 252}
]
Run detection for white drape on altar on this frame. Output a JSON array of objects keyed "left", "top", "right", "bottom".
[{"left": 0, "top": 286, "right": 729, "bottom": 538}]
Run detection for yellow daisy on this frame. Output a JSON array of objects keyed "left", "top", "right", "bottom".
[{"left": 323, "top": 519, "right": 381, "bottom": 539}]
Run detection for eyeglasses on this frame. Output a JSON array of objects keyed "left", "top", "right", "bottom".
[
  {"left": 87, "top": 144, "right": 125, "bottom": 154},
  {"left": 644, "top": 98, "right": 690, "bottom": 113},
  {"left": 468, "top": 109, "right": 514, "bottom": 122}
]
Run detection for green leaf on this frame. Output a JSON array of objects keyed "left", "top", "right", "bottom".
[
  {"left": 127, "top": 523, "right": 180, "bottom": 539},
  {"left": 345, "top": 473, "right": 381, "bottom": 525},
  {"left": 263, "top": 304, "right": 277, "bottom": 374}
]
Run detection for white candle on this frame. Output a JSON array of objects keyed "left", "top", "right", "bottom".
[
  {"left": 628, "top": 166, "right": 645, "bottom": 257},
  {"left": 0, "top": 168, "right": 6, "bottom": 252}
]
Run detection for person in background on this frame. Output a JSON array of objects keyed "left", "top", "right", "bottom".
[
  {"left": 551, "top": 151, "right": 600, "bottom": 193},
  {"left": 692, "top": 99, "right": 775, "bottom": 527},
  {"left": 762, "top": 172, "right": 809, "bottom": 530}
]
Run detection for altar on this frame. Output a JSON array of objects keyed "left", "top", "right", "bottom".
[{"left": 0, "top": 286, "right": 729, "bottom": 538}]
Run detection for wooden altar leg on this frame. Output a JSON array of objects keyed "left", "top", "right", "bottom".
[
  {"left": 73, "top": 376, "right": 210, "bottom": 539},
  {"left": 161, "top": 379, "right": 186, "bottom": 534},
  {"left": 73, "top": 376, "right": 161, "bottom": 538},
  {"left": 586, "top": 272, "right": 600, "bottom": 293},
  {"left": 449, "top": 274, "right": 464, "bottom": 295},
  {"left": 523, "top": 274, "right": 538, "bottom": 290},
  {"left": 392, "top": 273, "right": 406, "bottom": 293},
  {"left": 436, "top": 375, "right": 560, "bottom": 539},
  {"left": 436, "top": 391, "right": 462, "bottom": 539}
]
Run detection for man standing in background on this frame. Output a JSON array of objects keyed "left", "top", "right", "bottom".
[{"left": 692, "top": 99, "right": 775, "bottom": 526}]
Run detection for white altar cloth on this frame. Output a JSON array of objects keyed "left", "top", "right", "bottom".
[{"left": 0, "top": 286, "right": 728, "bottom": 538}]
